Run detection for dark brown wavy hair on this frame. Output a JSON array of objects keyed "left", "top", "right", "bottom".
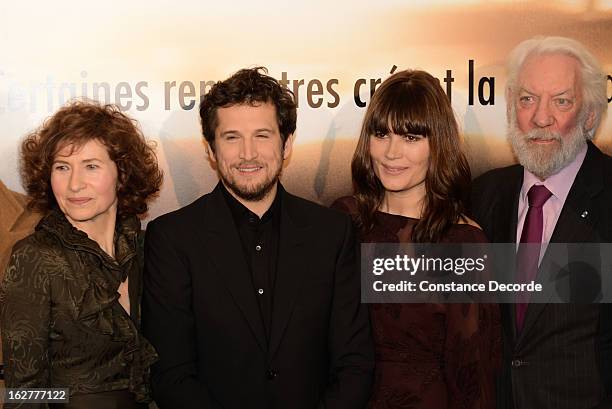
[
  {"left": 199, "top": 66, "right": 297, "bottom": 150},
  {"left": 351, "top": 70, "right": 471, "bottom": 243},
  {"left": 20, "top": 100, "right": 163, "bottom": 218}
]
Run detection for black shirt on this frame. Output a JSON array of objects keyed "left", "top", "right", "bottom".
[{"left": 221, "top": 184, "right": 281, "bottom": 341}]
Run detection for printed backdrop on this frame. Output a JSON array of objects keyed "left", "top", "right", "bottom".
[{"left": 1, "top": 0, "right": 611, "bottom": 221}]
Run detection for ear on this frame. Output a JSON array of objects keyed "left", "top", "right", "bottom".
[
  {"left": 506, "top": 88, "right": 513, "bottom": 121},
  {"left": 584, "top": 109, "right": 596, "bottom": 132},
  {"left": 282, "top": 134, "right": 294, "bottom": 160},
  {"left": 206, "top": 141, "right": 217, "bottom": 163}
]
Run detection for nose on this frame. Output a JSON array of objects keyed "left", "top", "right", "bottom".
[
  {"left": 239, "top": 136, "right": 257, "bottom": 161},
  {"left": 532, "top": 99, "right": 554, "bottom": 128},
  {"left": 384, "top": 135, "right": 402, "bottom": 160},
  {"left": 68, "top": 168, "right": 85, "bottom": 192}
]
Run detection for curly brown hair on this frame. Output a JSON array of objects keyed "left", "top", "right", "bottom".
[{"left": 20, "top": 100, "right": 163, "bottom": 217}]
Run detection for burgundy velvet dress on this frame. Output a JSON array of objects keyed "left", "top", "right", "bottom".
[{"left": 333, "top": 197, "right": 501, "bottom": 409}]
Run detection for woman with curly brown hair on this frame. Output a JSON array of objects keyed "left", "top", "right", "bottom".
[
  {"left": 1, "top": 100, "right": 163, "bottom": 409},
  {"left": 332, "top": 70, "right": 500, "bottom": 409}
]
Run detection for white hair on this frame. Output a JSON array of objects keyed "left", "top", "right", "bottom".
[{"left": 506, "top": 36, "right": 607, "bottom": 138}]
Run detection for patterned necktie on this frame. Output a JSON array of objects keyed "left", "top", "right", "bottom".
[{"left": 516, "top": 184, "right": 552, "bottom": 333}]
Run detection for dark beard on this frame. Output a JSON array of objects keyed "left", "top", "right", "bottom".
[{"left": 221, "top": 173, "right": 279, "bottom": 201}]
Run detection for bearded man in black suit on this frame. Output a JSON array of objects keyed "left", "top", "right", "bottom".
[
  {"left": 472, "top": 36, "right": 612, "bottom": 409},
  {"left": 142, "top": 67, "right": 374, "bottom": 409}
]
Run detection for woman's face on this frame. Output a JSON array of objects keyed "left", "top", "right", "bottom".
[
  {"left": 369, "top": 131, "right": 430, "bottom": 197},
  {"left": 51, "top": 138, "right": 119, "bottom": 232}
]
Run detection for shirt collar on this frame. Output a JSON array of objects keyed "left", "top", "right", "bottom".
[
  {"left": 521, "top": 142, "right": 587, "bottom": 203},
  {"left": 220, "top": 183, "right": 282, "bottom": 225}
]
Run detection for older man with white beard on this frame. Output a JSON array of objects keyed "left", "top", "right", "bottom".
[{"left": 472, "top": 36, "right": 612, "bottom": 409}]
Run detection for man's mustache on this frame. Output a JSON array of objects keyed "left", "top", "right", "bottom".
[
  {"left": 234, "top": 162, "right": 265, "bottom": 167},
  {"left": 524, "top": 130, "right": 562, "bottom": 142}
]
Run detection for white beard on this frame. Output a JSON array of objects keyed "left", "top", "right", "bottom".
[{"left": 507, "top": 107, "right": 587, "bottom": 180}]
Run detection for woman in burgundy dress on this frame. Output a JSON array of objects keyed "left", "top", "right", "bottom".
[{"left": 333, "top": 70, "right": 500, "bottom": 409}]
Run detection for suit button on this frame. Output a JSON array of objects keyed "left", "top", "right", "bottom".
[
  {"left": 266, "top": 369, "right": 278, "bottom": 380},
  {"left": 512, "top": 359, "right": 523, "bottom": 368}
]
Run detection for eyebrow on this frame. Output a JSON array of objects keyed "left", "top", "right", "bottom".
[
  {"left": 552, "top": 90, "right": 574, "bottom": 97},
  {"left": 52, "top": 158, "right": 103, "bottom": 164},
  {"left": 219, "top": 128, "right": 275, "bottom": 136},
  {"left": 519, "top": 87, "right": 574, "bottom": 97}
]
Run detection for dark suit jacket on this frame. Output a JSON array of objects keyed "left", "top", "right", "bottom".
[
  {"left": 142, "top": 183, "right": 374, "bottom": 409},
  {"left": 0, "top": 180, "right": 40, "bottom": 391},
  {"left": 471, "top": 142, "right": 612, "bottom": 409}
]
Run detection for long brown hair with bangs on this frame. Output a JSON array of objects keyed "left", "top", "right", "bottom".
[{"left": 351, "top": 69, "right": 471, "bottom": 242}]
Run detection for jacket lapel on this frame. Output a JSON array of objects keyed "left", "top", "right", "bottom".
[
  {"left": 547, "top": 142, "right": 603, "bottom": 244},
  {"left": 268, "top": 188, "right": 309, "bottom": 360},
  {"left": 518, "top": 142, "right": 603, "bottom": 343},
  {"left": 199, "top": 184, "right": 268, "bottom": 353},
  {"left": 494, "top": 168, "right": 523, "bottom": 343}
]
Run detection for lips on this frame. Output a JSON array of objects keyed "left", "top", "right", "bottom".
[
  {"left": 381, "top": 163, "right": 408, "bottom": 175},
  {"left": 235, "top": 164, "right": 264, "bottom": 174},
  {"left": 529, "top": 138, "right": 557, "bottom": 144},
  {"left": 525, "top": 130, "right": 561, "bottom": 144},
  {"left": 67, "top": 197, "right": 92, "bottom": 205}
]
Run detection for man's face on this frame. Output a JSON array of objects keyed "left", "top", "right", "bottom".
[
  {"left": 209, "top": 102, "right": 292, "bottom": 202},
  {"left": 508, "top": 53, "right": 589, "bottom": 179}
]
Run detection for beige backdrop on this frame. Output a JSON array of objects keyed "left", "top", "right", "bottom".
[{"left": 0, "top": 0, "right": 611, "bottom": 222}]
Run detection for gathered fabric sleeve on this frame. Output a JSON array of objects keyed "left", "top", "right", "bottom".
[
  {"left": 442, "top": 302, "right": 500, "bottom": 409},
  {"left": 1, "top": 239, "right": 52, "bottom": 409},
  {"left": 443, "top": 303, "right": 480, "bottom": 409},
  {"left": 442, "top": 227, "right": 501, "bottom": 409}
]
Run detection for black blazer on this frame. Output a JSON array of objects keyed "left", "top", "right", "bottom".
[
  {"left": 142, "top": 184, "right": 374, "bottom": 409},
  {"left": 471, "top": 142, "right": 612, "bottom": 409}
]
